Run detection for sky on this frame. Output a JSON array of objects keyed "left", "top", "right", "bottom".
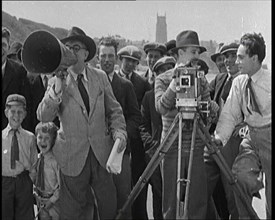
[{"left": 2, "top": 1, "right": 271, "bottom": 68}]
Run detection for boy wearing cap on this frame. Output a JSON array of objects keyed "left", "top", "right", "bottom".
[
  {"left": 37, "top": 26, "right": 127, "bottom": 220},
  {"left": 117, "top": 45, "right": 151, "bottom": 219},
  {"left": 140, "top": 56, "right": 176, "bottom": 219},
  {"left": 142, "top": 42, "right": 167, "bottom": 86},
  {"left": 155, "top": 30, "right": 219, "bottom": 219},
  {"left": 2, "top": 27, "right": 32, "bottom": 132},
  {"left": 2, "top": 94, "right": 38, "bottom": 220}
]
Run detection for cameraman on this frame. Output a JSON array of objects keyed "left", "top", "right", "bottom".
[{"left": 155, "top": 30, "right": 219, "bottom": 219}]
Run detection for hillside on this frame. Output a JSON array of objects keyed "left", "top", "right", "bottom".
[
  {"left": 2, "top": 10, "right": 219, "bottom": 73},
  {"left": 2, "top": 11, "right": 68, "bottom": 43}
]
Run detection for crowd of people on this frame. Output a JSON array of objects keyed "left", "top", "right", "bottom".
[{"left": 2, "top": 25, "right": 271, "bottom": 220}]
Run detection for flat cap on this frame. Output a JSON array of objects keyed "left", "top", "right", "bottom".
[
  {"left": 220, "top": 42, "right": 239, "bottom": 55},
  {"left": 165, "top": 39, "right": 176, "bottom": 52},
  {"left": 210, "top": 43, "right": 224, "bottom": 62},
  {"left": 6, "top": 94, "right": 26, "bottom": 107},
  {"left": 117, "top": 45, "right": 142, "bottom": 61},
  {"left": 153, "top": 56, "right": 176, "bottom": 72},
  {"left": 143, "top": 42, "right": 167, "bottom": 55}
]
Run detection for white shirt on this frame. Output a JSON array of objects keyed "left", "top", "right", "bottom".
[
  {"left": 2, "top": 60, "right": 7, "bottom": 77},
  {"left": 215, "top": 68, "right": 271, "bottom": 145}
]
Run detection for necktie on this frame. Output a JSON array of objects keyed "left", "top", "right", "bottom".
[
  {"left": 37, "top": 155, "right": 45, "bottom": 190},
  {"left": 43, "top": 75, "right": 48, "bottom": 89},
  {"left": 126, "top": 74, "right": 130, "bottom": 80},
  {"left": 77, "top": 74, "right": 90, "bottom": 114},
  {"left": 221, "top": 76, "right": 233, "bottom": 102},
  {"left": 246, "top": 77, "right": 262, "bottom": 115},
  {"left": 10, "top": 129, "right": 19, "bottom": 169}
]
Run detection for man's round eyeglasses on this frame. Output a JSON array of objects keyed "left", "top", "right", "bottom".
[{"left": 66, "top": 45, "right": 87, "bottom": 53}]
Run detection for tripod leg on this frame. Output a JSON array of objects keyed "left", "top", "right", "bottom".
[
  {"left": 115, "top": 113, "right": 182, "bottom": 220},
  {"left": 182, "top": 116, "right": 198, "bottom": 219},
  {"left": 196, "top": 116, "right": 260, "bottom": 219}
]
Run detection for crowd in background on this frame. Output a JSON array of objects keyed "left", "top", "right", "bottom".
[{"left": 2, "top": 25, "right": 271, "bottom": 220}]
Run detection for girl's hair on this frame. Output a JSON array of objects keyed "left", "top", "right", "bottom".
[{"left": 35, "top": 122, "right": 58, "bottom": 148}]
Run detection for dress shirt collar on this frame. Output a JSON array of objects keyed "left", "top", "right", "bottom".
[
  {"left": 228, "top": 71, "right": 240, "bottom": 80},
  {"left": 2, "top": 60, "right": 7, "bottom": 76},
  {"left": 120, "top": 69, "right": 132, "bottom": 80},
  {"left": 68, "top": 66, "right": 88, "bottom": 82},
  {"left": 107, "top": 70, "right": 115, "bottom": 82},
  {"left": 251, "top": 67, "right": 263, "bottom": 83},
  {"left": 39, "top": 150, "right": 54, "bottom": 159},
  {"left": 3, "top": 124, "right": 22, "bottom": 138}
]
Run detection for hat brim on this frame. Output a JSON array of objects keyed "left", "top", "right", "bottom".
[
  {"left": 171, "top": 45, "right": 207, "bottom": 54},
  {"left": 211, "top": 53, "right": 220, "bottom": 62},
  {"left": 221, "top": 48, "right": 237, "bottom": 55},
  {"left": 119, "top": 55, "right": 140, "bottom": 62},
  {"left": 61, "top": 35, "right": 96, "bottom": 62},
  {"left": 6, "top": 101, "right": 26, "bottom": 106},
  {"left": 153, "top": 61, "right": 176, "bottom": 72}
]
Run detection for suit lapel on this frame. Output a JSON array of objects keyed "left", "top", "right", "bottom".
[
  {"left": 215, "top": 73, "right": 228, "bottom": 101},
  {"left": 65, "top": 73, "right": 89, "bottom": 120},
  {"left": 86, "top": 67, "right": 100, "bottom": 119},
  {"left": 3, "top": 60, "right": 14, "bottom": 93}
]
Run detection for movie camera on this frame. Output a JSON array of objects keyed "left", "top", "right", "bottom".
[{"left": 174, "top": 64, "right": 209, "bottom": 119}]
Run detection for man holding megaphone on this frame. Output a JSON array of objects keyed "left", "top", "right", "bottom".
[{"left": 36, "top": 27, "right": 127, "bottom": 220}]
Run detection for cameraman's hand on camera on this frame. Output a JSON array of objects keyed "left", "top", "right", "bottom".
[
  {"left": 169, "top": 78, "right": 177, "bottom": 92},
  {"left": 211, "top": 135, "right": 223, "bottom": 148}
]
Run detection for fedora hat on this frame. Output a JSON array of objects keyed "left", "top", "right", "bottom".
[
  {"left": 220, "top": 42, "right": 239, "bottom": 55},
  {"left": 61, "top": 26, "right": 96, "bottom": 62},
  {"left": 173, "top": 30, "right": 206, "bottom": 54},
  {"left": 117, "top": 46, "right": 142, "bottom": 62},
  {"left": 143, "top": 42, "right": 167, "bottom": 55},
  {"left": 210, "top": 43, "right": 224, "bottom": 62}
]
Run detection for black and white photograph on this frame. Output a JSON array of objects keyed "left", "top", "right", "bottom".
[{"left": 2, "top": 1, "right": 271, "bottom": 219}]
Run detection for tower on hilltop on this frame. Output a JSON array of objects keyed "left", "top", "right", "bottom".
[{"left": 156, "top": 13, "right": 167, "bottom": 43}]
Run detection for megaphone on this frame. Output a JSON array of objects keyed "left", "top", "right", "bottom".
[{"left": 22, "top": 30, "right": 77, "bottom": 74}]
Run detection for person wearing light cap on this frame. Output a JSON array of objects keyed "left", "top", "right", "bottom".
[
  {"left": 210, "top": 43, "right": 227, "bottom": 74},
  {"left": 142, "top": 42, "right": 167, "bottom": 86},
  {"left": 139, "top": 56, "right": 176, "bottom": 220},
  {"left": 37, "top": 26, "right": 127, "bottom": 220},
  {"left": 205, "top": 42, "right": 243, "bottom": 220},
  {"left": 117, "top": 45, "right": 151, "bottom": 219},
  {"left": 2, "top": 94, "right": 38, "bottom": 220},
  {"left": 155, "top": 30, "right": 219, "bottom": 219}
]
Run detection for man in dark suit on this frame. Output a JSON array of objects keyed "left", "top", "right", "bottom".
[
  {"left": 140, "top": 56, "right": 176, "bottom": 220},
  {"left": 142, "top": 42, "right": 166, "bottom": 87},
  {"left": 37, "top": 26, "right": 127, "bottom": 220},
  {"left": 205, "top": 42, "right": 243, "bottom": 219},
  {"left": 97, "top": 37, "right": 141, "bottom": 219},
  {"left": 28, "top": 73, "right": 60, "bottom": 134},
  {"left": 117, "top": 45, "right": 151, "bottom": 219},
  {"left": 2, "top": 27, "right": 32, "bottom": 131}
]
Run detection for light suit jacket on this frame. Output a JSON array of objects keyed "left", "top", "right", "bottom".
[{"left": 37, "top": 66, "right": 127, "bottom": 177}]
